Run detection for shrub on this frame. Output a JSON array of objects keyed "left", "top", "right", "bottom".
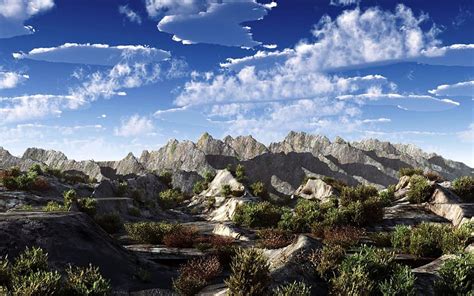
[
  {"left": 193, "top": 180, "right": 208, "bottom": 194},
  {"left": 408, "top": 223, "right": 445, "bottom": 257},
  {"left": 330, "top": 245, "right": 415, "bottom": 296},
  {"left": 452, "top": 176, "right": 474, "bottom": 202},
  {"left": 322, "top": 176, "right": 347, "bottom": 192},
  {"left": 340, "top": 185, "right": 378, "bottom": 206},
  {"left": 235, "top": 164, "right": 246, "bottom": 182},
  {"left": 378, "top": 265, "right": 416, "bottom": 296},
  {"left": 162, "top": 226, "right": 199, "bottom": 248},
  {"left": 43, "top": 167, "right": 62, "bottom": 178},
  {"left": 12, "top": 247, "right": 48, "bottom": 277},
  {"left": 0, "top": 256, "right": 11, "bottom": 289},
  {"left": 435, "top": 252, "right": 474, "bottom": 296},
  {"left": 2, "top": 176, "right": 19, "bottom": 190},
  {"left": 361, "top": 197, "right": 384, "bottom": 225},
  {"left": 64, "top": 264, "right": 111, "bottom": 296},
  {"left": 273, "top": 281, "right": 311, "bottom": 296},
  {"left": 31, "top": 177, "right": 50, "bottom": 191},
  {"left": 256, "top": 229, "right": 294, "bottom": 249},
  {"left": 378, "top": 184, "right": 395, "bottom": 206},
  {"left": 173, "top": 256, "right": 221, "bottom": 296},
  {"left": 77, "top": 198, "right": 97, "bottom": 217},
  {"left": 116, "top": 181, "right": 128, "bottom": 197},
  {"left": 125, "top": 222, "right": 179, "bottom": 244},
  {"left": 250, "top": 181, "right": 266, "bottom": 198},
  {"left": 391, "top": 225, "right": 411, "bottom": 253},
  {"left": 204, "top": 171, "right": 215, "bottom": 184},
  {"left": 128, "top": 207, "right": 141, "bottom": 217},
  {"left": 399, "top": 167, "right": 423, "bottom": 178},
  {"left": 233, "top": 202, "right": 282, "bottom": 228},
  {"left": 369, "top": 232, "right": 392, "bottom": 248},
  {"left": 158, "top": 189, "right": 184, "bottom": 209},
  {"left": 309, "top": 245, "right": 345, "bottom": 280},
  {"left": 323, "top": 226, "right": 364, "bottom": 248},
  {"left": 424, "top": 171, "right": 444, "bottom": 182},
  {"left": 407, "top": 175, "right": 433, "bottom": 204},
  {"left": 43, "top": 201, "right": 66, "bottom": 212},
  {"left": 225, "top": 248, "right": 270, "bottom": 296},
  {"left": 28, "top": 164, "right": 43, "bottom": 175},
  {"left": 63, "top": 189, "right": 77, "bottom": 210},
  {"left": 12, "top": 270, "right": 62, "bottom": 296},
  {"left": 94, "top": 213, "right": 123, "bottom": 234},
  {"left": 279, "top": 199, "right": 323, "bottom": 232},
  {"left": 220, "top": 184, "right": 232, "bottom": 197}
]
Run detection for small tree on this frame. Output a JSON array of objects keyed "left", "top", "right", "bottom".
[
  {"left": 226, "top": 248, "right": 270, "bottom": 296},
  {"left": 250, "top": 181, "right": 266, "bottom": 198},
  {"left": 407, "top": 175, "right": 433, "bottom": 204},
  {"left": 235, "top": 164, "right": 246, "bottom": 182},
  {"left": 221, "top": 184, "right": 232, "bottom": 197}
]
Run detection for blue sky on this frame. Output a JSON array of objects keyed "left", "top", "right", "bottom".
[{"left": 0, "top": 0, "right": 473, "bottom": 166}]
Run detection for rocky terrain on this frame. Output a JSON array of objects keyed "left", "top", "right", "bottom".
[{"left": 0, "top": 132, "right": 472, "bottom": 295}]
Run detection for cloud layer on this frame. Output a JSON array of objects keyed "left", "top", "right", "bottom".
[
  {"left": 13, "top": 43, "right": 171, "bottom": 66},
  {"left": 114, "top": 114, "right": 154, "bottom": 137}
]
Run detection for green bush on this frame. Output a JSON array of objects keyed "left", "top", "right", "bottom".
[
  {"left": 94, "top": 213, "right": 123, "bottom": 234},
  {"left": 399, "top": 167, "right": 424, "bottom": 178},
  {"left": 220, "top": 184, "right": 232, "bottom": 197},
  {"left": 204, "top": 171, "right": 215, "bottom": 184},
  {"left": 435, "top": 252, "right": 474, "bottom": 296},
  {"left": 43, "top": 167, "right": 62, "bottom": 178},
  {"left": 124, "top": 222, "right": 179, "bottom": 244},
  {"left": 28, "top": 164, "right": 43, "bottom": 175},
  {"left": 43, "top": 201, "right": 66, "bottom": 212},
  {"left": 235, "top": 164, "right": 246, "bottom": 182},
  {"left": 116, "top": 181, "right": 128, "bottom": 197},
  {"left": 233, "top": 202, "right": 282, "bottom": 228},
  {"left": 452, "top": 176, "right": 474, "bottom": 202},
  {"left": 64, "top": 264, "right": 111, "bottom": 296},
  {"left": 407, "top": 175, "right": 433, "bottom": 204},
  {"left": 158, "top": 189, "right": 184, "bottom": 209},
  {"left": 309, "top": 245, "right": 345, "bottom": 280},
  {"left": 379, "top": 185, "right": 395, "bottom": 206},
  {"left": 340, "top": 184, "right": 378, "bottom": 206},
  {"left": 391, "top": 225, "right": 411, "bottom": 253},
  {"left": 77, "top": 198, "right": 97, "bottom": 217},
  {"left": 158, "top": 171, "right": 173, "bottom": 187},
  {"left": 330, "top": 245, "right": 415, "bottom": 296},
  {"left": 193, "top": 180, "right": 208, "bottom": 194},
  {"left": 321, "top": 176, "right": 347, "bottom": 192},
  {"left": 12, "top": 247, "right": 48, "bottom": 277},
  {"left": 409, "top": 223, "right": 445, "bottom": 257},
  {"left": 63, "top": 189, "right": 77, "bottom": 210},
  {"left": 278, "top": 199, "right": 324, "bottom": 232},
  {"left": 250, "top": 181, "right": 266, "bottom": 198},
  {"left": 225, "top": 248, "right": 270, "bottom": 296},
  {"left": 273, "top": 281, "right": 311, "bottom": 296},
  {"left": 12, "top": 270, "right": 62, "bottom": 296},
  {"left": 173, "top": 256, "right": 221, "bottom": 296}
]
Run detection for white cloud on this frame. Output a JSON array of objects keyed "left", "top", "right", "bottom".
[
  {"left": 429, "top": 80, "right": 474, "bottom": 97},
  {"left": 0, "top": 0, "right": 54, "bottom": 38},
  {"left": 262, "top": 44, "right": 277, "bottom": 49},
  {"left": 119, "top": 5, "right": 142, "bottom": 24},
  {"left": 457, "top": 123, "right": 474, "bottom": 143},
  {"left": 0, "top": 94, "right": 82, "bottom": 124},
  {"left": 13, "top": 43, "right": 170, "bottom": 66},
  {"left": 361, "top": 118, "right": 391, "bottom": 123},
  {"left": 150, "top": 0, "right": 275, "bottom": 48},
  {"left": 0, "top": 71, "right": 29, "bottom": 89},
  {"left": 330, "top": 0, "right": 360, "bottom": 6},
  {"left": 114, "top": 114, "right": 154, "bottom": 137}
]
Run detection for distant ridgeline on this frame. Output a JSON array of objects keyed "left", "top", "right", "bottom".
[{"left": 0, "top": 131, "right": 472, "bottom": 196}]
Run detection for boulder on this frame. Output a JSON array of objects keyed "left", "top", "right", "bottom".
[
  {"left": 412, "top": 255, "right": 455, "bottom": 296},
  {"left": 263, "top": 235, "right": 322, "bottom": 285},
  {"left": 396, "top": 175, "right": 411, "bottom": 191},
  {"left": 94, "top": 197, "right": 135, "bottom": 216},
  {"left": 203, "top": 170, "right": 246, "bottom": 197},
  {"left": 126, "top": 174, "right": 167, "bottom": 200},
  {"left": 427, "top": 186, "right": 474, "bottom": 226},
  {"left": 208, "top": 197, "right": 255, "bottom": 222},
  {"left": 92, "top": 179, "right": 116, "bottom": 198},
  {"left": 294, "top": 178, "right": 335, "bottom": 202},
  {"left": 171, "top": 170, "right": 203, "bottom": 196},
  {"left": 212, "top": 223, "right": 253, "bottom": 241}
]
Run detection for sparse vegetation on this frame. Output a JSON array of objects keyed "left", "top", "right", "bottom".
[
  {"left": 158, "top": 188, "right": 184, "bottom": 209},
  {"left": 235, "top": 164, "right": 246, "bottom": 183},
  {"left": 158, "top": 171, "right": 173, "bottom": 187},
  {"left": 322, "top": 226, "right": 364, "bottom": 248},
  {"left": 94, "top": 213, "right": 123, "bottom": 234},
  {"left": 452, "top": 176, "right": 474, "bottom": 202},
  {"left": 273, "top": 281, "right": 311, "bottom": 296},
  {"left": 64, "top": 264, "right": 111, "bottom": 295},
  {"left": 162, "top": 226, "right": 199, "bottom": 248},
  {"left": 220, "top": 184, "right": 232, "bottom": 197},
  {"left": 309, "top": 245, "right": 345, "bottom": 280},
  {"left": 256, "top": 229, "right": 294, "bottom": 249},
  {"left": 193, "top": 180, "right": 208, "bottom": 194},
  {"left": 424, "top": 171, "right": 444, "bottom": 182},
  {"left": 0, "top": 166, "right": 50, "bottom": 192},
  {"left": 250, "top": 181, "right": 267, "bottom": 198},
  {"left": 124, "top": 222, "right": 180, "bottom": 244},
  {"left": 225, "top": 248, "right": 270, "bottom": 296},
  {"left": 407, "top": 175, "right": 433, "bottom": 204}
]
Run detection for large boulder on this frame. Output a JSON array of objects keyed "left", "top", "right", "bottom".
[
  {"left": 294, "top": 178, "right": 335, "bottom": 202},
  {"left": 171, "top": 170, "right": 203, "bottom": 196},
  {"left": 263, "top": 235, "right": 322, "bottom": 286},
  {"left": 395, "top": 175, "right": 411, "bottom": 191},
  {"left": 0, "top": 212, "right": 174, "bottom": 292},
  {"left": 427, "top": 186, "right": 474, "bottom": 226},
  {"left": 92, "top": 179, "right": 116, "bottom": 198},
  {"left": 412, "top": 255, "right": 455, "bottom": 296},
  {"left": 212, "top": 223, "right": 253, "bottom": 241},
  {"left": 208, "top": 196, "right": 255, "bottom": 222},
  {"left": 203, "top": 170, "right": 246, "bottom": 197}
]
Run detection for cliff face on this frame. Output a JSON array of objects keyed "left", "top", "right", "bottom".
[{"left": 1, "top": 132, "right": 472, "bottom": 195}]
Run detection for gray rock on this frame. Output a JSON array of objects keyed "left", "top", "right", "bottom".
[
  {"left": 427, "top": 186, "right": 474, "bottom": 227},
  {"left": 294, "top": 178, "right": 336, "bottom": 202},
  {"left": 92, "top": 179, "right": 117, "bottom": 198},
  {"left": 172, "top": 170, "right": 203, "bottom": 196}
]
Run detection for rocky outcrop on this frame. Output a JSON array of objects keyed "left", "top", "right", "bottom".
[
  {"left": 0, "top": 212, "right": 174, "bottom": 291},
  {"left": 212, "top": 223, "right": 253, "bottom": 241},
  {"left": 203, "top": 170, "right": 246, "bottom": 197},
  {"left": 294, "top": 178, "right": 336, "bottom": 202},
  {"left": 171, "top": 170, "right": 203, "bottom": 196},
  {"left": 208, "top": 196, "right": 255, "bottom": 222},
  {"left": 98, "top": 152, "right": 145, "bottom": 178},
  {"left": 224, "top": 135, "right": 269, "bottom": 160},
  {"left": 427, "top": 186, "right": 474, "bottom": 226}
]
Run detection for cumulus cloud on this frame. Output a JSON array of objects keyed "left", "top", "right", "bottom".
[
  {"left": 429, "top": 80, "right": 474, "bottom": 97},
  {"left": 114, "top": 114, "right": 154, "bottom": 137},
  {"left": 0, "top": 71, "right": 29, "bottom": 89},
  {"left": 13, "top": 43, "right": 170, "bottom": 66},
  {"left": 119, "top": 5, "right": 142, "bottom": 24},
  {"left": 330, "top": 0, "right": 360, "bottom": 6},
  {"left": 0, "top": 0, "right": 55, "bottom": 38},
  {"left": 148, "top": 0, "right": 276, "bottom": 48}
]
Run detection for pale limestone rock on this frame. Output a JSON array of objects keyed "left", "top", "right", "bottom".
[
  {"left": 212, "top": 223, "right": 251, "bottom": 241},
  {"left": 208, "top": 197, "right": 255, "bottom": 222},
  {"left": 427, "top": 186, "right": 474, "bottom": 227},
  {"left": 203, "top": 170, "right": 245, "bottom": 197},
  {"left": 294, "top": 178, "right": 335, "bottom": 201}
]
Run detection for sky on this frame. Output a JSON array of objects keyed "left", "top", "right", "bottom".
[{"left": 0, "top": 0, "right": 473, "bottom": 166}]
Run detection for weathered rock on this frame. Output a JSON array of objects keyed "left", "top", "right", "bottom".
[
  {"left": 0, "top": 212, "right": 174, "bottom": 291},
  {"left": 263, "top": 235, "right": 322, "bottom": 285},
  {"left": 94, "top": 197, "right": 135, "bottom": 216},
  {"left": 203, "top": 170, "right": 246, "bottom": 197},
  {"left": 208, "top": 196, "right": 255, "bottom": 222},
  {"left": 427, "top": 186, "right": 474, "bottom": 226},
  {"left": 212, "top": 223, "right": 252, "bottom": 241},
  {"left": 98, "top": 152, "right": 145, "bottom": 178},
  {"left": 92, "top": 179, "right": 117, "bottom": 198},
  {"left": 412, "top": 255, "right": 455, "bottom": 296},
  {"left": 294, "top": 178, "right": 335, "bottom": 202},
  {"left": 171, "top": 170, "right": 203, "bottom": 196},
  {"left": 198, "top": 284, "right": 227, "bottom": 296},
  {"left": 396, "top": 175, "right": 411, "bottom": 191},
  {"left": 126, "top": 174, "right": 167, "bottom": 201}
]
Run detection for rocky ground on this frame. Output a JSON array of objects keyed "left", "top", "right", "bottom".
[{"left": 0, "top": 134, "right": 473, "bottom": 295}]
